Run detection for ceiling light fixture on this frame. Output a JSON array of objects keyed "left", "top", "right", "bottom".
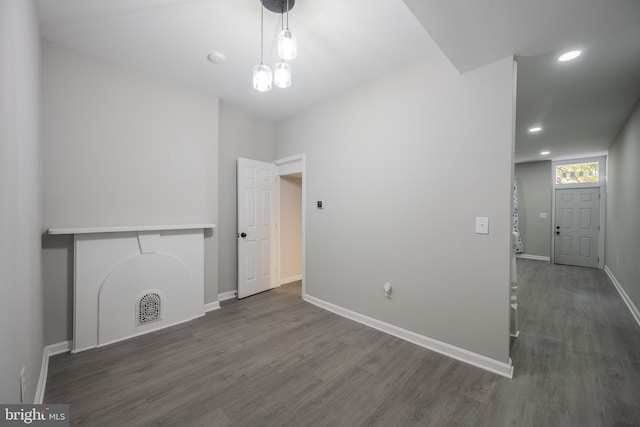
[
  {"left": 540, "top": 151, "right": 550, "bottom": 156},
  {"left": 558, "top": 50, "right": 581, "bottom": 62},
  {"left": 253, "top": 0, "right": 296, "bottom": 92},
  {"left": 274, "top": 62, "right": 292, "bottom": 89},
  {"left": 278, "top": 0, "right": 297, "bottom": 60},
  {"left": 253, "top": 4, "right": 272, "bottom": 92},
  {"left": 529, "top": 126, "right": 542, "bottom": 133}
]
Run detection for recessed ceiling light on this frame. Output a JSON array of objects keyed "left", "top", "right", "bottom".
[
  {"left": 558, "top": 50, "right": 581, "bottom": 62},
  {"left": 529, "top": 126, "right": 542, "bottom": 133},
  {"left": 540, "top": 151, "right": 550, "bottom": 156},
  {"left": 207, "top": 51, "right": 226, "bottom": 64}
]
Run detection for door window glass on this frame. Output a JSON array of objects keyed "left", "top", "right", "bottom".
[{"left": 555, "top": 162, "right": 599, "bottom": 184}]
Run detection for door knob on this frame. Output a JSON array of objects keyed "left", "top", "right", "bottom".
[
  {"left": 240, "top": 232, "right": 247, "bottom": 238},
  {"left": 556, "top": 231, "right": 560, "bottom": 235},
  {"left": 556, "top": 226, "right": 560, "bottom": 229}
]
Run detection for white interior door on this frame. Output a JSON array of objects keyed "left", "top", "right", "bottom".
[
  {"left": 554, "top": 187, "right": 600, "bottom": 268},
  {"left": 237, "top": 158, "right": 278, "bottom": 298}
]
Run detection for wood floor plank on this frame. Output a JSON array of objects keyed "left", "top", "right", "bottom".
[{"left": 45, "top": 266, "right": 640, "bottom": 426}]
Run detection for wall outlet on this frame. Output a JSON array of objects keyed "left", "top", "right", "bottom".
[
  {"left": 384, "top": 282, "right": 392, "bottom": 298},
  {"left": 20, "top": 366, "right": 26, "bottom": 403}
]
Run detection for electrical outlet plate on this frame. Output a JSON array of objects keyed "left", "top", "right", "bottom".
[{"left": 384, "top": 282, "right": 392, "bottom": 298}]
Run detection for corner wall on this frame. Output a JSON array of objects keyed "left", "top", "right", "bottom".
[
  {"left": 0, "top": 0, "right": 44, "bottom": 403},
  {"left": 217, "top": 104, "right": 275, "bottom": 295},
  {"left": 606, "top": 98, "right": 640, "bottom": 320},
  {"left": 275, "top": 49, "right": 515, "bottom": 367},
  {"left": 41, "top": 42, "right": 220, "bottom": 344},
  {"left": 514, "top": 161, "right": 552, "bottom": 258}
]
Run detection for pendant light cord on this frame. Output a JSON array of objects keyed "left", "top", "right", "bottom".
[
  {"left": 260, "top": 4, "right": 264, "bottom": 64},
  {"left": 286, "top": 0, "right": 290, "bottom": 29}
]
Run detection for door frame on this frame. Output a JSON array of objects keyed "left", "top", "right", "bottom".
[
  {"left": 275, "top": 153, "right": 306, "bottom": 297},
  {"left": 550, "top": 156, "right": 606, "bottom": 268}
]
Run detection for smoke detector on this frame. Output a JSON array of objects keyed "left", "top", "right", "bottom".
[{"left": 207, "top": 51, "right": 226, "bottom": 64}]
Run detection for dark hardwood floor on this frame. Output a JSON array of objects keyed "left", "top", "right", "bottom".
[{"left": 45, "top": 260, "right": 640, "bottom": 426}]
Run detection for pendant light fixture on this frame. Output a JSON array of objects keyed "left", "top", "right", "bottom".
[
  {"left": 274, "top": 61, "right": 291, "bottom": 88},
  {"left": 253, "top": 4, "right": 272, "bottom": 92},
  {"left": 278, "top": 0, "right": 297, "bottom": 60},
  {"left": 253, "top": 0, "right": 296, "bottom": 92},
  {"left": 274, "top": 6, "right": 292, "bottom": 88}
]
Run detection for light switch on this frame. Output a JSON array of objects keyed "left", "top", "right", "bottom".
[
  {"left": 475, "top": 217, "right": 489, "bottom": 234},
  {"left": 539, "top": 212, "right": 547, "bottom": 219}
]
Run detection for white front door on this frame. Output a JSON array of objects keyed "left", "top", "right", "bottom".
[
  {"left": 237, "top": 158, "right": 279, "bottom": 298},
  {"left": 554, "top": 187, "right": 600, "bottom": 268}
]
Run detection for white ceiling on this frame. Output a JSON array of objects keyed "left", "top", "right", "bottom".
[
  {"left": 36, "top": 0, "right": 435, "bottom": 122},
  {"left": 36, "top": 0, "right": 640, "bottom": 162}
]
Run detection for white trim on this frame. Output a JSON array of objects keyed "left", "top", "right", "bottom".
[
  {"left": 604, "top": 266, "right": 640, "bottom": 328},
  {"left": 35, "top": 341, "right": 72, "bottom": 404},
  {"left": 516, "top": 254, "right": 550, "bottom": 262},
  {"left": 275, "top": 154, "right": 305, "bottom": 175},
  {"left": 280, "top": 275, "right": 302, "bottom": 286},
  {"left": 73, "top": 316, "right": 198, "bottom": 353},
  {"left": 303, "top": 294, "right": 514, "bottom": 379},
  {"left": 218, "top": 290, "right": 237, "bottom": 301},
  {"left": 48, "top": 223, "right": 216, "bottom": 235},
  {"left": 204, "top": 301, "right": 221, "bottom": 312}
]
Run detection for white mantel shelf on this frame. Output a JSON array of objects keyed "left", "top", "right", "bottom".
[{"left": 48, "top": 224, "right": 216, "bottom": 235}]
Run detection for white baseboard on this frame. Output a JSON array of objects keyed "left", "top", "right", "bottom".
[
  {"left": 516, "top": 254, "right": 551, "bottom": 262},
  {"left": 217, "top": 290, "right": 237, "bottom": 302},
  {"left": 302, "top": 294, "right": 513, "bottom": 379},
  {"left": 604, "top": 266, "right": 640, "bottom": 328},
  {"left": 204, "top": 301, "right": 221, "bottom": 313},
  {"left": 279, "top": 275, "right": 302, "bottom": 286},
  {"left": 35, "top": 341, "right": 72, "bottom": 404}
]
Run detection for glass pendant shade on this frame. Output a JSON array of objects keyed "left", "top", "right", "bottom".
[
  {"left": 253, "top": 63, "right": 272, "bottom": 92},
  {"left": 278, "top": 29, "right": 297, "bottom": 60},
  {"left": 274, "top": 62, "right": 291, "bottom": 88}
]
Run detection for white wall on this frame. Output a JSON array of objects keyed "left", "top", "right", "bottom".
[
  {"left": 218, "top": 104, "right": 275, "bottom": 295},
  {"left": 606, "top": 98, "right": 640, "bottom": 314},
  {"left": 514, "top": 161, "right": 552, "bottom": 258},
  {"left": 280, "top": 175, "right": 302, "bottom": 283},
  {"left": 41, "top": 42, "right": 219, "bottom": 343},
  {"left": 275, "top": 50, "right": 515, "bottom": 364},
  {"left": 0, "top": 0, "right": 44, "bottom": 403}
]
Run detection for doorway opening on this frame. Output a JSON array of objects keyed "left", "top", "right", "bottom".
[
  {"left": 550, "top": 156, "right": 606, "bottom": 269},
  {"left": 278, "top": 173, "right": 302, "bottom": 288},
  {"left": 275, "top": 154, "right": 305, "bottom": 298},
  {"left": 236, "top": 154, "right": 305, "bottom": 299}
]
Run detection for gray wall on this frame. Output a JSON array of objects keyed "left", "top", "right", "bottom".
[
  {"left": 275, "top": 52, "right": 515, "bottom": 363},
  {"left": 0, "top": 0, "right": 44, "bottom": 403},
  {"left": 606, "top": 98, "right": 640, "bottom": 312},
  {"left": 218, "top": 104, "right": 275, "bottom": 295},
  {"left": 41, "top": 42, "right": 220, "bottom": 344},
  {"left": 514, "top": 161, "right": 552, "bottom": 258}
]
